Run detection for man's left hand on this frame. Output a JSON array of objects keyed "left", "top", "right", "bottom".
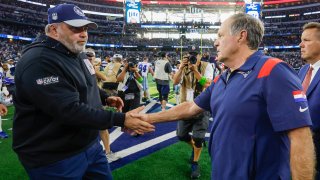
[{"left": 106, "top": 96, "right": 124, "bottom": 112}]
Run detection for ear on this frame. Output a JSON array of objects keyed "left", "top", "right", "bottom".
[
  {"left": 238, "top": 30, "right": 248, "bottom": 44},
  {"left": 49, "top": 24, "right": 59, "bottom": 37}
]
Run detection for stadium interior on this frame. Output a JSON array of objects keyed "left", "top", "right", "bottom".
[
  {"left": 0, "top": 0, "right": 319, "bottom": 179},
  {"left": 1, "top": 0, "right": 319, "bottom": 69}
]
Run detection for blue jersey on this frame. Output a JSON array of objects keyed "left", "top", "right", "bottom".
[{"left": 194, "top": 51, "right": 312, "bottom": 179}]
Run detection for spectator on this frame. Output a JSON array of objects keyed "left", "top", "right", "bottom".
[
  {"left": 153, "top": 52, "right": 173, "bottom": 111},
  {"left": 298, "top": 21, "right": 320, "bottom": 179}
]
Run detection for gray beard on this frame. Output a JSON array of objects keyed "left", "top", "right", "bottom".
[{"left": 60, "top": 38, "right": 85, "bottom": 54}]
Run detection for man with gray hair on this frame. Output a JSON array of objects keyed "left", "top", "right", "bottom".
[
  {"left": 12, "top": 4, "right": 154, "bottom": 179},
  {"left": 133, "top": 13, "right": 315, "bottom": 179},
  {"left": 298, "top": 21, "right": 320, "bottom": 179}
]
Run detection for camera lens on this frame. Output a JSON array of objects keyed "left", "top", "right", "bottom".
[
  {"left": 86, "top": 52, "right": 95, "bottom": 57},
  {"left": 189, "top": 56, "right": 197, "bottom": 64},
  {"left": 128, "top": 62, "right": 135, "bottom": 68}
]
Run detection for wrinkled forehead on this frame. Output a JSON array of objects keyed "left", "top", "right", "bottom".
[
  {"left": 302, "top": 28, "right": 320, "bottom": 40},
  {"left": 219, "top": 19, "right": 232, "bottom": 34}
]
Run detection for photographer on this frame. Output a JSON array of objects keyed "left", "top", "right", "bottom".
[
  {"left": 102, "top": 54, "right": 123, "bottom": 96},
  {"left": 172, "top": 51, "right": 213, "bottom": 179},
  {"left": 117, "top": 57, "right": 143, "bottom": 113}
]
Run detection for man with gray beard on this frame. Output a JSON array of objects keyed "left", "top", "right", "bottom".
[{"left": 12, "top": 4, "right": 154, "bottom": 179}]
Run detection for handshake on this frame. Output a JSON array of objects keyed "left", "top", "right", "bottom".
[
  {"left": 106, "top": 96, "right": 197, "bottom": 135},
  {"left": 106, "top": 96, "right": 155, "bottom": 134},
  {"left": 123, "top": 106, "right": 155, "bottom": 135}
]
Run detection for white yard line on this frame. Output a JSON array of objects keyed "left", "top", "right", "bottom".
[
  {"left": 101, "top": 101, "right": 177, "bottom": 154},
  {"left": 115, "top": 131, "right": 176, "bottom": 158},
  {"left": 107, "top": 100, "right": 159, "bottom": 145}
]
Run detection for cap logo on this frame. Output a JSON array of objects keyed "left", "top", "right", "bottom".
[
  {"left": 74, "top": 6, "right": 85, "bottom": 17},
  {"left": 52, "top": 13, "right": 58, "bottom": 20}
]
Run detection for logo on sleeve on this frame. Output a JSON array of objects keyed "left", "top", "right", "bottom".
[
  {"left": 292, "top": 90, "right": 307, "bottom": 102},
  {"left": 299, "top": 106, "right": 309, "bottom": 112},
  {"left": 36, "top": 76, "right": 59, "bottom": 85}
]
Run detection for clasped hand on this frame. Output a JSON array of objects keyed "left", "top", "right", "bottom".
[{"left": 124, "top": 106, "right": 155, "bottom": 135}]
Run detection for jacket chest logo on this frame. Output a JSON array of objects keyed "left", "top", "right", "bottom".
[
  {"left": 36, "top": 76, "right": 59, "bottom": 85},
  {"left": 237, "top": 70, "right": 252, "bottom": 78}
]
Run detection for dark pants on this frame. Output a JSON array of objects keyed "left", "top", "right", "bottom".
[
  {"left": 24, "top": 139, "right": 112, "bottom": 180},
  {"left": 156, "top": 84, "right": 169, "bottom": 101},
  {"left": 177, "top": 112, "right": 209, "bottom": 140}
]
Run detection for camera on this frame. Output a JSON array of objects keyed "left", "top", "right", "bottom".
[
  {"left": 187, "top": 51, "right": 198, "bottom": 64},
  {"left": 127, "top": 57, "right": 138, "bottom": 68},
  {"left": 86, "top": 51, "right": 95, "bottom": 58},
  {"left": 154, "top": 51, "right": 166, "bottom": 58},
  {"left": 128, "top": 62, "right": 137, "bottom": 68}
]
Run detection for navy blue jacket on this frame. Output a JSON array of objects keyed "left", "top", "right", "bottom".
[
  {"left": 13, "top": 36, "right": 125, "bottom": 168},
  {"left": 298, "top": 64, "right": 320, "bottom": 131}
]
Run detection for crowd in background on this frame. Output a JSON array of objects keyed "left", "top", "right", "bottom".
[
  {"left": 0, "top": 0, "right": 316, "bottom": 72},
  {"left": 0, "top": 37, "right": 305, "bottom": 71}
]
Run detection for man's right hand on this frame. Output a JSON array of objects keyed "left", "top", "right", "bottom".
[
  {"left": 124, "top": 106, "right": 155, "bottom": 134},
  {"left": 123, "top": 63, "right": 129, "bottom": 71},
  {"left": 0, "top": 104, "right": 8, "bottom": 116}
]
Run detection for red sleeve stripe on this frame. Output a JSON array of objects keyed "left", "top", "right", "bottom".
[
  {"left": 292, "top": 90, "right": 304, "bottom": 95},
  {"left": 213, "top": 75, "right": 220, "bottom": 83},
  {"left": 257, "top": 58, "right": 283, "bottom": 78}
]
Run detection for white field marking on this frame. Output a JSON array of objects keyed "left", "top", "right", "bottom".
[
  {"left": 166, "top": 103, "right": 174, "bottom": 107},
  {"left": 114, "top": 130, "right": 176, "bottom": 159},
  {"left": 109, "top": 127, "right": 122, "bottom": 144}
]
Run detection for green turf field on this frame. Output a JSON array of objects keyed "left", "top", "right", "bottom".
[
  {"left": 0, "top": 106, "right": 29, "bottom": 180},
  {"left": 112, "top": 142, "right": 211, "bottom": 180},
  {"left": 0, "top": 75, "right": 212, "bottom": 180}
]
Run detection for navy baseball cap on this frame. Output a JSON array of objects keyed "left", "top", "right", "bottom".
[{"left": 48, "top": 4, "right": 98, "bottom": 29}]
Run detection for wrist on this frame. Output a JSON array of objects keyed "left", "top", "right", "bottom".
[
  {"left": 198, "top": 76, "right": 207, "bottom": 86},
  {"left": 147, "top": 114, "right": 154, "bottom": 123},
  {"left": 137, "top": 76, "right": 143, "bottom": 83}
]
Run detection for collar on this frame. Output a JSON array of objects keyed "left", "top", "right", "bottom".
[
  {"left": 310, "top": 60, "right": 320, "bottom": 70},
  {"left": 23, "top": 35, "right": 77, "bottom": 57},
  {"left": 237, "top": 51, "right": 264, "bottom": 72},
  {"left": 221, "top": 51, "right": 263, "bottom": 81}
]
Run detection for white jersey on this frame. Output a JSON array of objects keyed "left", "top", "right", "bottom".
[
  {"left": 101, "top": 61, "right": 108, "bottom": 69},
  {"left": 0, "top": 67, "right": 3, "bottom": 90},
  {"left": 138, "top": 62, "right": 152, "bottom": 77}
]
